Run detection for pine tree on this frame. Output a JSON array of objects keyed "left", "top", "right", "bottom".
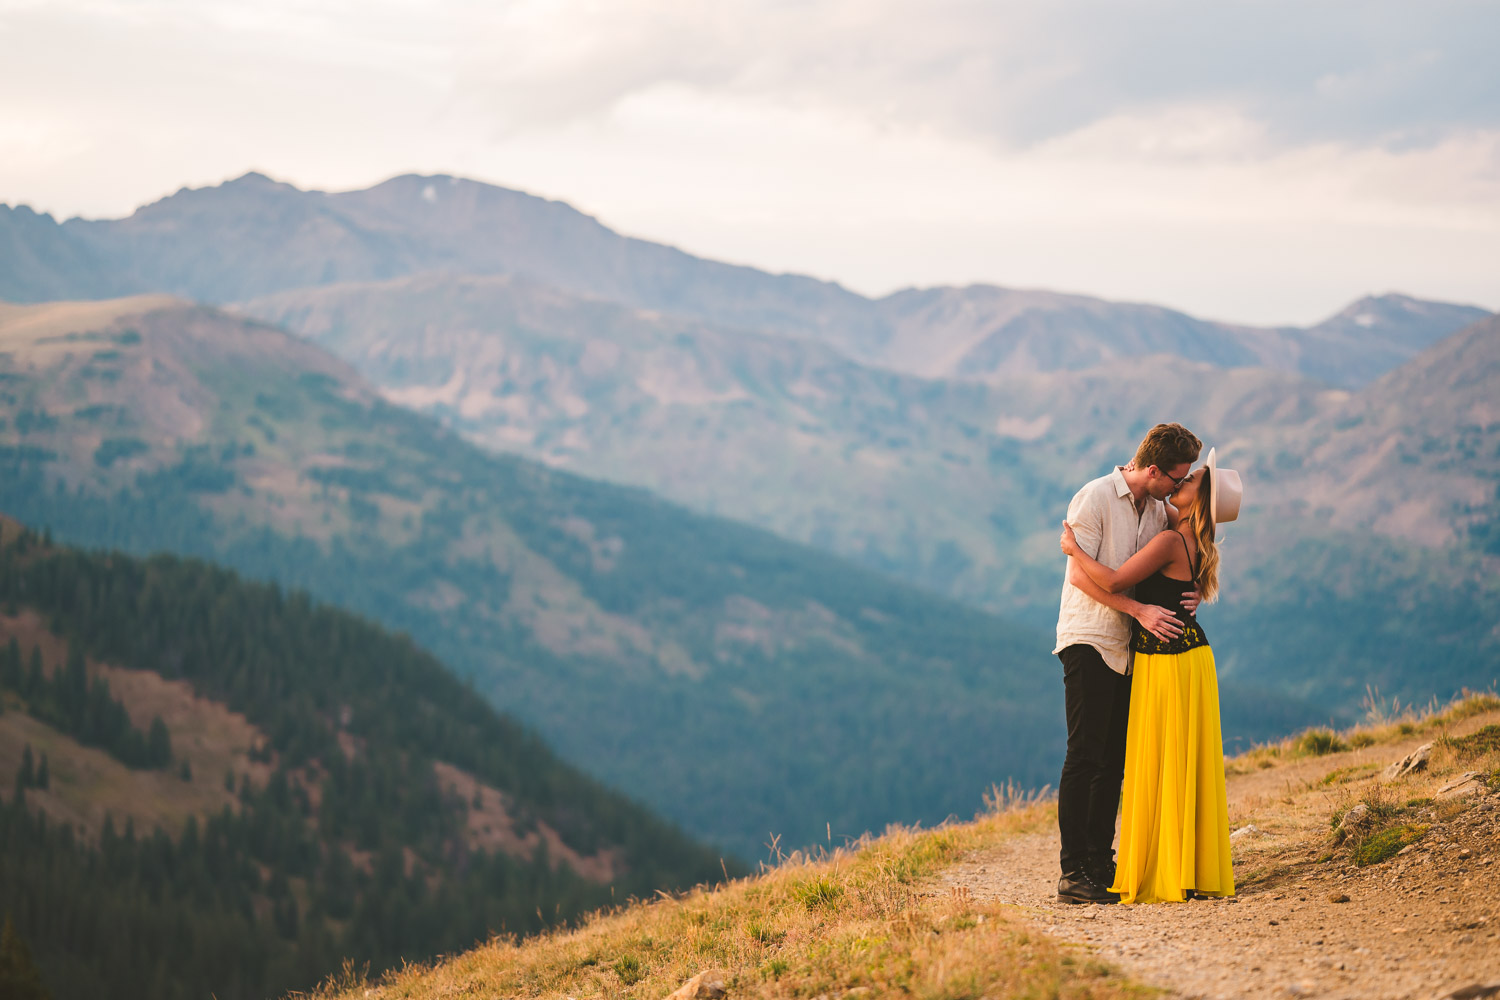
[
  {"left": 62, "top": 646, "right": 87, "bottom": 730},
  {"left": 0, "top": 916, "right": 51, "bottom": 1000},
  {"left": 35, "top": 753, "right": 48, "bottom": 791},
  {"left": 273, "top": 895, "right": 300, "bottom": 940},
  {"left": 1, "top": 638, "right": 19, "bottom": 690},
  {"left": 17, "top": 744, "right": 34, "bottom": 790},
  {"left": 23, "top": 647, "right": 42, "bottom": 698},
  {"left": 147, "top": 717, "right": 171, "bottom": 769}
]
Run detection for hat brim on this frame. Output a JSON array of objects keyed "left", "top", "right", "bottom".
[
  {"left": 1204, "top": 447, "right": 1243, "bottom": 525},
  {"left": 1205, "top": 448, "right": 1219, "bottom": 526}
]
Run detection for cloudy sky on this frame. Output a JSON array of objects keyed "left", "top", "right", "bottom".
[{"left": 2, "top": 0, "right": 1497, "bottom": 323}]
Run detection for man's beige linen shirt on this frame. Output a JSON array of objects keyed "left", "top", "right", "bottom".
[{"left": 1054, "top": 467, "right": 1169, "bottom": 675}]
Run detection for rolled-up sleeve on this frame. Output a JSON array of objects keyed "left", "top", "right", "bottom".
[
  {"left": 1066, "top": 487, "right": 1104, "bottom": 560},
  {"left": 1055, "top": 477, "right": 1134, "bottom": 674}
]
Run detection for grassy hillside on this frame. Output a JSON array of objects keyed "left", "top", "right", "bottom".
[
  {"left": 0, "top": 517, "right": 729, "bottom": 1000},
  {"left": 298, "top": 692, "right": 1500, "bottom": 1000},
  {"left": 0, "top": 296, "right": 1061, "bottom": 857},
  {"left": 303, "top": 790, "right": 1128, "bottom": 1000}
]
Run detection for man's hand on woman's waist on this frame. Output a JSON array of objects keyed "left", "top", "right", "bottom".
[{"left": 1130, "top": 601, "right": 1185, "bottom": 642}]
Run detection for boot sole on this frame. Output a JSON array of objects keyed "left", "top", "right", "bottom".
[{"left": 1056, "top": 892, "right": 1120, "bottom": 905}]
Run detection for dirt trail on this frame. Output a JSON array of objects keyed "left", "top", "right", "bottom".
[{"left": 938, "top": 715, "right": 1500, "bottom": 1000}]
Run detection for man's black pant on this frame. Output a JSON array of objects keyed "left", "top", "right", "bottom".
[{"left": 1057, "top": 643, "right": 1131, "bottom": 877}]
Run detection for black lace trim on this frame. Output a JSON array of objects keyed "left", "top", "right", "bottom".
[{"left": 1131, "top": 618, "right": 1210, "bottom": 655}]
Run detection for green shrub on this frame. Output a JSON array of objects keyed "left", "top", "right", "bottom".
[
  {"left": 1448, "top": 724, "right": 1500, "bottom": 757},
  {"left": 1296, "top": 729, "right": 1348, "bottom": 756},
  {"left": 1353, "top": 824, "right": 1428, "bottom": 867},
  {"left": 761, "top": 959, "right": 790, "bottom": 979},
  {"left": 745, "top": 919, "right": 784, "bottom": 944},
  {"left": 792, "top": 875, "right": 844, "bottom": 911},
  {"left": 612, "top": 954, "right": 645, "bottom": 985}
]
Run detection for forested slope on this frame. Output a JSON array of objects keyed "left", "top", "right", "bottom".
[{"left": 0, "top": 519, "right": 729, "bottom": 1000}]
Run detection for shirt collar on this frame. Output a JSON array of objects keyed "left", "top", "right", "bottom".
[{"left": 1110, "top": 466, "right": 1132, "bottom": 499}]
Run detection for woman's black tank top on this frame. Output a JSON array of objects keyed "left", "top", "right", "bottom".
[{"left": 1129, "top": 531, "right": 1210, "bottom": 655}]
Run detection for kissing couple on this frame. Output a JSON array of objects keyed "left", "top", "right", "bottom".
[{"left": 1053, "top": 422, "right": 1244, "bottom": 905}]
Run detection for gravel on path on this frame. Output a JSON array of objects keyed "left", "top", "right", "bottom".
[{"left": 936, "top": 718, "right": 1500, "bottom": 1000}]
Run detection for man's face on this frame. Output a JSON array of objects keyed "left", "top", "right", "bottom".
[{"left": 1147, "top": 462, "right": 1192, "bottom": 500}]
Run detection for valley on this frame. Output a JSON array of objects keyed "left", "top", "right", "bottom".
[
  {"left": 0, "top": 296, "right": 1060, "bottom": 859},
  {"left": 240, "top": 268, "right": 1500, "bottom": 728}
]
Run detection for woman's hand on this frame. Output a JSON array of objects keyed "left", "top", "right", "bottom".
[{"left": 1060, "top": 521, "right": 1080, "bottom": 557}]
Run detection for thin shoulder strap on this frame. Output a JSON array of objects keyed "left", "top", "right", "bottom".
[{"left": 1175, "top": 529, "right": 1199, "bottom": 579}]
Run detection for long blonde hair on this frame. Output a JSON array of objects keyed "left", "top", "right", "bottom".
[{"left": 1186, "top": 469, "right": 1220, "bottom": 603}]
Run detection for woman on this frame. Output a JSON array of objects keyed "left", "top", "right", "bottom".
[{"left": 1060, "top": 448, "right": 1243, "bottom": 904}]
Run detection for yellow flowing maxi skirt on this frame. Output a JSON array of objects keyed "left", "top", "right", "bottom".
[{"left": 1109, "top": 644, "right": 1235, "bottom": 904}]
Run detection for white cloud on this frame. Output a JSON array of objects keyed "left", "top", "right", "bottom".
[
  {"left": 473, "top": 87, "right": 1498, "bottom": 321},
  {"left": 0, "top": 0, "right": 1496, "bottom": 323},
  {"left": 447, "top": 0, "right": 1500, "bottom": 147}
]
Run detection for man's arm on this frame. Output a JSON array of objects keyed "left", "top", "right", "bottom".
[
  {"left": 1067, "top": 561, "right": 1184, "bottom": 641},
  {"left": 1066, "top": 488, "right": 1104, "bottom": 560}
]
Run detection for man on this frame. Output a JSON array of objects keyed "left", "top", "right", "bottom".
[{"left": 1054, "top": 422, "right": 1202, "bottom": 904}]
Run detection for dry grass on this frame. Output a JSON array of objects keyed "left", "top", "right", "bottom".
[
  {"left": 304, "top": 785, "right": 1152, "bottom": 1000},
  {"left": 1314, "top": 706, "right": 1500, "bottom": 875},
  {"left": 303, "top": 697, "right": 1500, "bottom": 1000},
  {"left": 1226, "top": 689, "right": 1500, "bottom": 775}
]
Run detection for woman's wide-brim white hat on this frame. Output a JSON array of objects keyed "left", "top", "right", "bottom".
[{"left": 1205, "top": 448, "right": 1242, "bottom": 525}]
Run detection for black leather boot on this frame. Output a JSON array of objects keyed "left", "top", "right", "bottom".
[
  {"left": 1086, "top": 853, "right": 1117, "bottom": 891},
  {"left": 1057, "top": 871, "right": 1120, "bottom": 904}
]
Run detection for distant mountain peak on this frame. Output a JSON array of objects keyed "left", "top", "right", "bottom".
[
  {"left": 0, "top": 202, "right": 54, "bottom": 221},
  {"left": 120, "top": 171, "right": 310, "bottom": 222},
  {"left": 1321, "top": 291, "right": 1489, "bottom": 324},
  {"left": 162, "top": 170, "right": 303, "bottom": 197},
  {"left": 229, "top": 169, "right": 279, "bottom": 185}
]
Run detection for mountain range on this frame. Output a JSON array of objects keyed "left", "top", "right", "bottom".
[
  {"left": 4, "top": 172, "right": 1486, "bottom": 387},
  {"left": 2, "top": 170, "right": 1497, "bottom": 850},
  {"left": 0, "top": 295, "right": 1060, "bottom": 858},
  {"left": 237, "top": 268, "right": 1500, "bottom": 718}
]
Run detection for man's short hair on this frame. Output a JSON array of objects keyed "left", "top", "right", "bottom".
[{"left": 1133, "top": 423, "right": 1202, "bottom": 472}]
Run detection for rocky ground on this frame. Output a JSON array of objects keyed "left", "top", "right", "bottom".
[{"left": 937, "top": 712, "right": 1500, "bottom": 1000}]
